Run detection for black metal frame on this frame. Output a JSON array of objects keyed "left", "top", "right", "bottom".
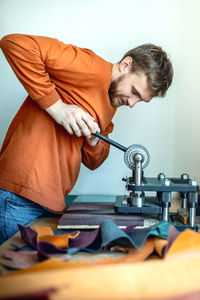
[{"left": 115, "top": 176, "right": 199, "bottom": 231}]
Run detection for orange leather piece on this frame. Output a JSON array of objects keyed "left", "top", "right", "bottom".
[
  {"left": 166, "top": 229, "right": 200, "bottom": 259},
  {"left": 38, "top": 233, "right": 79, "bottom": 248},
  {"left": 33, "top": 225, "right": 79, "bottom": 248},
  {"left": 33, "top": 225, "right": 54, "bottom": 238},
  {"left": 153, "top": 237, "right": 168, "bottom": 257},
  {"left": 108, "top": 236, "right": 167, "bottom": 260}
]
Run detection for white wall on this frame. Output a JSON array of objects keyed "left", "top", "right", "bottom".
[{"left": 0, "top": 0, "right": 200, "bottom": 196}]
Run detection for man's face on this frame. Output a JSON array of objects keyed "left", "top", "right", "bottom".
[{"left": 109, "top": 71, "right": 153, "bottom": 108}]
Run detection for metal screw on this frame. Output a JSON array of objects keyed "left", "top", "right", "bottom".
[
  {"left": 164, "top": 179, "right": 170, "bottom": 186},
  {"left": 158, "top": 173, "right": 165, "bottom": 180},
  {"left": 181, "top": 173, "right": 189, "bottom": 180},
  {"left": 189, "top": 180, "right": 197, "bottom": 186},
  {"left": 122, "top": 196, "right": 128, "bottom": 205}
]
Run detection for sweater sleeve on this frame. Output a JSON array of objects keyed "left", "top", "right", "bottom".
[
  {"left": 0, "top": 34, "right": 71, "bottom": 108},
  {"left": 81, "top": 122, "right": 114, "bottom": 170}
]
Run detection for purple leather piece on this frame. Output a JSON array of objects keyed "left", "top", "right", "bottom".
[
  {"left": 18, "top": 224, "right": 37, "bottom": 248},
  {"left": 124, "top": 225, "right": 137, "bottom": 233},
  {"left": 0, "top": 288, "right": 56, "bottom": 300},
  {"left": 69, "top": 228, "right": 99, "bottom": 249},
  {"left": 0, "top": 250, "right": 38, "bottom": 269},
  {"left": 37, "top": 241, "right": 68, "bottom": 261},
  {"left": 163, "top": 226, "right": 181, "bottom": 257},
  {"left": 161, "top": 290, "right": 200, "bottom": 300},
  {"left": 0, "top": 248, "right": 70, "bottom": 269}
]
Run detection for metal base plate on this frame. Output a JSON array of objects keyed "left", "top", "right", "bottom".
[
  {"left": 115, "top": 196, "right": 162, "bottom": 215},
  {"left": 115, "top": 196, "right": 198, "bottom": 231}
]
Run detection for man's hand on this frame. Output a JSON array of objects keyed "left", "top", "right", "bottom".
[
  {"left": 45, "top": 99, "right": 100, "bottom": 145},
  {"left": 85, "top": 131, "right": 100, "bottom": 146}
]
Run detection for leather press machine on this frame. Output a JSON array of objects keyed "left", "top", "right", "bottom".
[{"left": 94, "top": 133, "right": 199, "bottom": 230}]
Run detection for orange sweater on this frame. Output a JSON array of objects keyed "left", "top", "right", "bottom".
[{"left": 0, "top": 34, "right": 116, "bottom": 213}]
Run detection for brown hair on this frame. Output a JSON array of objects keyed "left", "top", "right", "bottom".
[{"left": 120, "top": 44, "right": 173, "bottom": 97}]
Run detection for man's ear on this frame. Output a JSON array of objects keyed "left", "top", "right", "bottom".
[{"left": 119, "top": 56, "right": 133, "bottom": 73}]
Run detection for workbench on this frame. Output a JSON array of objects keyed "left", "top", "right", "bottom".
[
  {"left": 0, "top": 194, "right": 196, "bottom": 272},
  {"left": 0, "top": 195, "right": 200, "bottom": 300}
]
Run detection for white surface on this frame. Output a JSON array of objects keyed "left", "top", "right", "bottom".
[{"left": 0, "top": 0, "right": 200, "bottom": 196}]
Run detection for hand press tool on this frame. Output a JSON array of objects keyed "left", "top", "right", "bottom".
[{"left": 94, "top": 132, "right": 199, "bottom": 230}]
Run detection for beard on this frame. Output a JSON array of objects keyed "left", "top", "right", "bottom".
[{"left": 108, "top": 74, "right": 126, "bottom": 106}]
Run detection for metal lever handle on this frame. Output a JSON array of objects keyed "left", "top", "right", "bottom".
[{"left": 93, "top": 132, "right": 127, "bottom": 152}]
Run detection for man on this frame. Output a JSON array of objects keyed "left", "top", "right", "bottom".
[{"left": 0, "top": 34, "right": 173, "bottom": 244}]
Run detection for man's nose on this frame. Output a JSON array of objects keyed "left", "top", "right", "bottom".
[{"left": 127, "top": 97, "right": 140, "bottom": 108}]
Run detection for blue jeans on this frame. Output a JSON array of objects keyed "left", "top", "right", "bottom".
[{"left": 0, "top": 189, "right": 46, "bottom": 245}]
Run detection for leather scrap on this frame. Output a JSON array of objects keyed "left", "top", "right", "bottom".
[
  {"left": 0, "top": 220, "right": 175, "bottom": 270},
  {"left": 165, "top": 229, "right": 200, "bottom": 259},
  {"left": 0, "top": 250, "right": 38, "bottom": 269},
  {"left": 19, "top": 220, "right": 172, "bottom": 255},
  {"left": 163, "top": 226, "right": 181, "bottom": 258},
  {"left": 1, "top": 254, "right": 200, "bottom": 299}
]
